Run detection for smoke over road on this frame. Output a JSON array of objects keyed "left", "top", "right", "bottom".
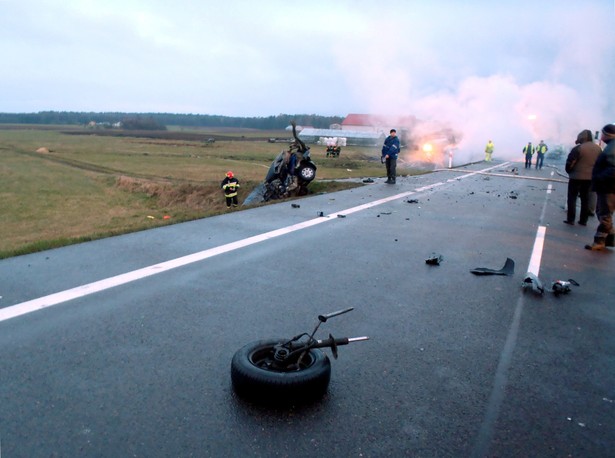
[{"left": 334, "top": 1, "right": 615, "bottom": 165}]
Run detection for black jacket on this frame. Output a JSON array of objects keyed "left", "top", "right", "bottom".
[{"left": 591, "top": 140, "right": 615, "bottom": 194}]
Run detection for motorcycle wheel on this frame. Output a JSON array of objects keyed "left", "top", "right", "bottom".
[{"left": 231, "top": 339, "right": 331, "bottom": 404}]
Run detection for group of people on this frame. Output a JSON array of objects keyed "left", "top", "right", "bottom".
[
  {"left": 221, "top": 124, "right": 615, "bottom": 252},
  {"left": 522, "top": 140, "right": 549, "bottom": 169},
  {"left": 566, "top": 124, "right": 615, "bottom": 251}
]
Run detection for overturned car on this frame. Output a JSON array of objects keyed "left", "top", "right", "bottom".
[{"left": 262, "top": 121, "right": 317, "bottom": 201}]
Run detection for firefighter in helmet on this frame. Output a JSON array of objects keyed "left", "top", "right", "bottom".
[{"left": 221, "top": 171, "right": 240, "bottom": 208}]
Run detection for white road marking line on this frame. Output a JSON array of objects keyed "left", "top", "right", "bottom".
[
  {"left": 528, "top": 225, "right": 547, "bottom": 276},
  {"left": 472, "top": 187, "right": 551, "bottom": 457},
  {"left": 0, "top": 164, "right": 505, "bottom": 323}
]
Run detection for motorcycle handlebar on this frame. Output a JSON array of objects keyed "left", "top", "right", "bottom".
[
  {"left": 318, "top": 307, "right": 354, "bottom": 322},
  {"left": 314, "top": 336, "right": 369, "bottom": 348}
]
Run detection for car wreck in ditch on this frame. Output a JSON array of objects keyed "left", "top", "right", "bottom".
[{"left": 246, "top": 121, "right": 317, "bottom": 203}]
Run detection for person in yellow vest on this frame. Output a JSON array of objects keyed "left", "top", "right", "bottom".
[
  {"left": 484, "top": 140, "right": 494, "bottom": 162},
  {"left": 221, "top": 171, "right": 240, "bottom": 208},
  {"left": 523, "top": 142, "right": 534, "bottom": 169},
  {"left": 535, "top": 140, "right": 548, "bottom": 169}
]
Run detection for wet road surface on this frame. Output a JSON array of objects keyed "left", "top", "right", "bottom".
[{"left": 0, "top": 159, "right": 613, "bottom": 457}]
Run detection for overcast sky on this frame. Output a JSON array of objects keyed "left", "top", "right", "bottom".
[{"left": 2, "top": 0, "right": 614, "bottom": 155}]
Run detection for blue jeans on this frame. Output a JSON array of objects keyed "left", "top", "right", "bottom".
[{"left": 536, "top": 153, "right": 544, "bottom": 169}]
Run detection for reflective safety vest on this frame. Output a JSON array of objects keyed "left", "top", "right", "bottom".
[
  {"left": 523, "top": 144, "right": 534, "bottom": 155},
  {"left": 221, "top": 177, "right": 240, "bottom": 197},
  {"left": 537, "top": 144, "right": 548, "bottom": 154}
]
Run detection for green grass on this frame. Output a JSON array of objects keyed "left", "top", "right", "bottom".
[{"left": 0, "top": 125, "right": 422, "bottom": 258}]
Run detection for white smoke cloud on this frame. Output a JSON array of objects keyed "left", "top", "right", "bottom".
[
  {"left": 409, "top": 75, "right": 601, "bottom": 164},
  {"left": 333, "top": 1, "right": 615, "bottom": 166}
]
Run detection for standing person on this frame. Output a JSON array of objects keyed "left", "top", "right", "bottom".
[
  {"left": 221, "top": 171, "right": 240, "bottom": 209},
  {"left": 484, "top": 140, "right": 494, "bottom": 162},
  {"left": 381, "top": 129, "right": 400, "bottom": 184},
  {"left": 564, "top": 130, "right": 601, "bottom": 226},
  {"left": 585, "top": 124, "right": 615, "bottom": 251},
  {"left": 535, "top": 140, "right": 548, "bottom": 169},
  {"left": 523, "top": 142, "right": 534, "bottom": 169}
]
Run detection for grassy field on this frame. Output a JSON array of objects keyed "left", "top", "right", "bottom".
[{"left": 0, "top": 125, "right": 418, "bottom": 259}]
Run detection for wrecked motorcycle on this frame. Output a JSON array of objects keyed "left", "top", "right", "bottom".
[
  {"left": 231, "top": 307, "right": 368, "bottom": 404},
  {"left": 262, "top": 121, "right": 317, "bottom": 201}
]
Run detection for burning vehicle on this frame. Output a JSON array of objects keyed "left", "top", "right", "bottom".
[{"left": 400, "top": 123, "right": 460, "bottom": 169}]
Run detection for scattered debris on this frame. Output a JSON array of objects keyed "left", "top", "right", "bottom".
[
  {"left": 425, "top": 253, "right": 443, "bottom": 265},
  {"left": 521, "top": 272, "right": 544, "bottom": 295},
  {"left": 317, "top": 211, "right": 324, "bottom": 217},
  {"left": 511, "top": 167, "right": 519, "bottom": 175},
  {"left": 291, "top": 203, "right": 300, "bottom": 208},
  {"left": 163, "top": 215, "right": 171, "bottom": 220},
  {"left": 380, "top": 211, "right": 392, "bottom": 215},
  {"left": 337, "top": 214, "right": 346, "bottom": 218},
  {"left": 362, "top": 178, "right": 374, "bottom": 183},
  {"left": 147, "top": 215, "right": 155, "bottom": 219},
  {"left": 549, "top": 279, "right": 580, "bottom": 296},
  {"left": 509, "top": 191, "right": 519, "bottom": 199},
  {"left": 471, "top": 258, "right": 515, "bottom": 276},
  {"left": 406, "top": 199, "right": 419, "bottom": 204}
]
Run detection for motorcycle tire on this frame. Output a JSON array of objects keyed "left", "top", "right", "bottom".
[{"left": 231, "top": 339, "right": 331, "bottom": 404}]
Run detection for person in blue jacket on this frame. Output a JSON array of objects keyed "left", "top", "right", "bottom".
[{"left": 381, "top": 129, "right": 400, "bottom": 184}]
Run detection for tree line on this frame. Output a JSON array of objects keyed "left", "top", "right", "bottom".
[{"left": 0, "top": 111, "right": 344, "bottom": 130}]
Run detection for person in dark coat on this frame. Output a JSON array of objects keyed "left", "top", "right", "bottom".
[
  {"left": 585, "top": 124, "right": 615, "bottom": 250},
  {"left": 564, "top": 130, "right": 601, "bottom": 225},
  {"left": 381, "top": 129, "right": 400, "bottom": 184}
]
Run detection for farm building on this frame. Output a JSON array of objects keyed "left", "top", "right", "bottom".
[{"left": 298, "top": 128, "right": 385, "bottom": 147}]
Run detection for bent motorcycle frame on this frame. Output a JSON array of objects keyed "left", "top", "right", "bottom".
[{"left": 268, "top": 307, "right": 369, "bottom": 371}]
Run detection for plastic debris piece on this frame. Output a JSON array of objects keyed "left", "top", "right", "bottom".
[
  {"left": 471, "top": 258, "right": 515, "bottom": 276},
  {"left": 337, "top": 214, "right": 346, "bottom": 218},
  {"left": 163, "top": 215, "right": 171, "bottom": 220},
  {"left": 549, "top": 279, "right": 579, "bottom": 296},
  {"left": 425, "top": 253, "right": 443, "bottom": 265},
  {"left": 362, "top": 178, "right": 374, "bottom": 183},
  {"left": 317, "top": 211, "right": 324, "bottom": 217},
  {"left": 521, "top": 272, "right": 544, "bottom": 295},
  {"left": 147, "top": 215, "right": 155, "bottom": 219},
  {"left": 406, "top": 199, "right": 419, "bottom": 204},
  {"left": 291, "top": 203, "right": 300, "bottom": 208},
  {"left": 509, "top": 191, "right": 519, "bottom": 199}
]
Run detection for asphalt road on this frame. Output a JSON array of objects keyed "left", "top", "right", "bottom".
[{"left": 1, "top": 159, "right": 613, "bottom": 457}]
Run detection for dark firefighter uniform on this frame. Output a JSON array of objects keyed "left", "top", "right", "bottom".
[{"left": 221, "top": 171, "right": 240, "bottom": 208}]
